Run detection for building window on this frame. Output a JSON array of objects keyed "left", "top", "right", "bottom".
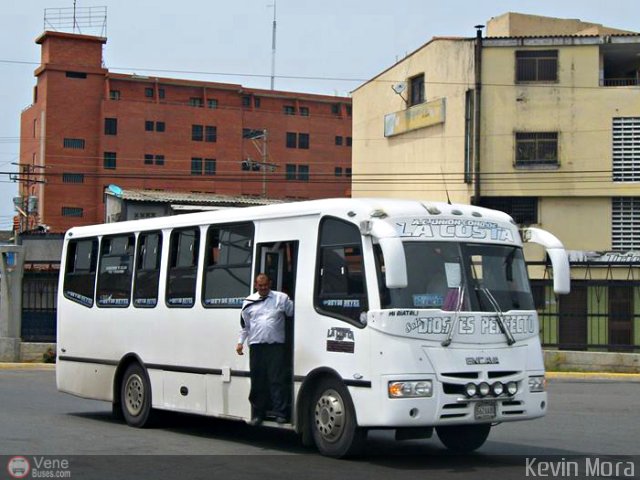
[
  {"left": 335, "top": 136, "right": 343, "bottom": 146},
  {"left": 158, "top": 88, "right": 165, "bottom": 99},
  {"left": 613, "top": 198, "right": 640, "bottom": 250},
  {"left": 242, "top": 96, "right": 251, "bottom": 108},
  {"left": 335, "top": 167, "right": 343, "bottom": 177},
  {"left": 156, "top": 121, "right": 165, "bottom": 132},
  {"left": 62, "top": 207, "right": 84, "bottom": 217},
  {"left": 409, "top": 74, "right": 425, "bottom": 106},
  {"left": 300, "top": 106, "right": 309, "bottom": 116},
  {"left": 109, "top": 90, "right": 121, "bottom": 100},
  {"left": 479, "top": 197, "right": 539, "bottom": 225},
  {"left": 104, "top": 118, "right": 118, "bottom": 136},
  {"left": 286, "top": 164, "right": 296, "bottom": 180},
  {"left": 155, "top": 155, "right": 165, "bottom": 166},
  {"left": 192, "top": 125, "right": 204, "bottom": 141},
  {"left": 286, "top": 132, "right": 297, "bottom": 148},
  {"left": 208, "top": 99, "right": 218, "bottom": 109},
  {"left": 346, "top": 168, "right": 352, "bottom": 178},
  {"left": 205, "top": 126, "right": 217, "bottom": 142},
  {"left": 65, "top": 71, "right": 87, "bottom": 79},
  {"left": 298, "top": 164, "right": 310, "bottom": 181},
  {"left": 515, "top": 132, "right": 558, "bottom": 167},
  {"left": 243, "top": 128, "right": 264, "bottom": 139},
  {"left": 612, "top": 117, "right": 640, "bottom": 182},
  {"left": 284, "top": 105, "right": 296, "bottom": 115},
  {"left": 331, "top": 104, "right": 341, "bottom": 116},
  {"left": 516, "top": 50, "right": 558, "bottom": 83},
  {"left": 254, "top": 97, "right": 261, "bottom": 108},
  {"left": 62, "top": 173, "right": 85, "bottom": 184},
  {"left": 346, "top": 137, "right": 352, "bottom": 147},
  {"left": 104, "top": 152, "right": 117, "bottom": 170},
  {"left": 144, "top": 154, "right": 154, "bottom": 165},
  {"left": 145, "top": 120, "right": 154, "bottom": 132},
  {"left": 145, "top": 87, "right": 154, "bottom": 98},
  {"left": 298, "top": 133, "right": 310, "bottom": 149},
  {"left": 63, "top": 138, "right": 85, "bottom": 149},
  {"left": 204, "top": 158, "right": 216, "bottom": 175},
  {"left": 191, "top": 157, "right": 203, "bottom": 175},
  {"left": 346, "top": 105, "right": 352, "bottom": 116},
  {"left": 189, "top": 97, "right": 204, "bottom": 107}
]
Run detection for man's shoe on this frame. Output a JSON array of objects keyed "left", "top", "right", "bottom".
[
  {"left": 275, "top": 416, "right": 287, "bottom": 425},
  {"left": 249, "top": 416, "right": 263, "bottom": 426}
]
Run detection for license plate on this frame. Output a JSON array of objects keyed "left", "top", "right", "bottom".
[{"left": 474, "top": 401, "right": 496, "bottom": 421}]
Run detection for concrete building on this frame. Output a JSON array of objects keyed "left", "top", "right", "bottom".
[
  {"left": 352, "top": 12, "right": 640, "bottom": 350},
  {"left": 19, "top": 31, "right": 353, "bottom": 233}
]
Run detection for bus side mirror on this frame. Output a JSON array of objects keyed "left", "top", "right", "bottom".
[
  {"left": 361, "top": 220, "right": 408, "bottom": 289},
  {"left": 521, "top": 227, "right": 571, "bottom": 295}
]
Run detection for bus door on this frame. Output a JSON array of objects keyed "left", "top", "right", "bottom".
[{"left": 256, "top": 241, "right": 298, "bottom": 418}]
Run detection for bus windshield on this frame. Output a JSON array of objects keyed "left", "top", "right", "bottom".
[{"left": 377, "top": 241, "right": 534, "bottom": 312}]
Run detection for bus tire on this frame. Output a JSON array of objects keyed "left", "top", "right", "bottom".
[
  {"left": 310, "top": 378, "right": 365, "bottom": 458},
  {"left": 436, "top": 423, "right": 491, "bottom": 453},
  {"left": 120, "top": 363, "right": 154, "bottom": 428}
]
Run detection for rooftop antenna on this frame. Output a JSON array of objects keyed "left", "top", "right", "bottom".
[
  {"left": 441, "top": 167, "right": 452, "bottom": 205},
  {"left": 73, "top": 0, "right": 79, "bottom": 33},
  {"left": 268, "top": 1, "right": 277, "bottom": 90}
]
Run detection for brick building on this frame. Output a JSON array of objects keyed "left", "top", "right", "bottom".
[{"left": 19, "top": 31, "right": 352, "bottom": 233}]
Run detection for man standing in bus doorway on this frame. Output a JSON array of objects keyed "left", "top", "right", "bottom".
[{"left": 236, "top": 273, "right": 294, "bottom": 426}]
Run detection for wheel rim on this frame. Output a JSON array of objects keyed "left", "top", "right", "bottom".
[
  {"left": 313, "top": 389, "right": 345, "bottom": 443},
  {"left": 124, "top": 373, "right": 145, "bottom": 416}
]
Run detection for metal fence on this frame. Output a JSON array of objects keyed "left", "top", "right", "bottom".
[{"left": 532, "top": 278, "right": 640, "bottom": 352}]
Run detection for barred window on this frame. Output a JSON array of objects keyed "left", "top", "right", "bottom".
[
  {"left": 62, "top": 207, "right": 84, "bottom": 217},
  {"left": 516, "top": 50, "right": 558, "bottom": 82},
  {"left": 515, "top": 132, "right": 558, "bottom": 167},
  {"left": 63, "top": 138, "right": 85, "bottom": 149},
  {"left": 62, "top": 173, "right": 84, "bottom": 184},
  {"left": 479, "top": 197, "right": 538, "bottom": 225}
]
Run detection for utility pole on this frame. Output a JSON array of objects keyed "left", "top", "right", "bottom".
[{"left": 10, "top": 163, "right": 46, "bottom": 233}]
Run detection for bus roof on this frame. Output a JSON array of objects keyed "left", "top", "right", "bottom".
[{"left": 64, "top": 198, "right": 516, "bottom": 238}]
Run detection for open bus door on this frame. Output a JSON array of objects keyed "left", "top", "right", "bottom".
[{"left": 256, "top": 241, "right": 298, "bottom": 421}]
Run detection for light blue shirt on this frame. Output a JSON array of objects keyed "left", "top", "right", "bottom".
[{"left": 238, "top": 290, "right": 294, "bottom": 345}]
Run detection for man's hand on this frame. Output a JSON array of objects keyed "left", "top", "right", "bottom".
[{"left": 235, "top": 343, "right": 244, "bottom": 355}]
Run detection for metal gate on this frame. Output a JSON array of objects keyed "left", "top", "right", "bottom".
[{"left": 21, "top": 265, "right": 59, "bottom": 342}]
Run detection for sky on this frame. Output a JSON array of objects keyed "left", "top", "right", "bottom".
[{"left": 1, "top": 0, "right": 639, "bottom": 230}]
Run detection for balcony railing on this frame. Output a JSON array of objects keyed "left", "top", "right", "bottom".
[{"left": 601, "top": 77, "right": 639, "bottom": 87}]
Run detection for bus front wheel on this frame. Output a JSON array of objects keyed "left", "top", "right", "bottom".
[
  {"left": 120, "top": 363, "right": 154, "bottom": 428},
  {"left": 436, "top": 423, "right": 491, "bottom": 452},
  {"left": 309, "top": 378, "right": 365, "bottom": 458}
]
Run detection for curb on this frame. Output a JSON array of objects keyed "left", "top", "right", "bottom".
[
  {"left": 0, "top": 363, "right": 55, "bottom": 370},
  {"left": 546, "top": 371, "right": 640, "bottom": 381}
]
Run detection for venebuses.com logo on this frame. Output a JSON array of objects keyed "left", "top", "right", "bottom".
[{"left": 7, "top": 456, "right": 30, "bottom": 479}]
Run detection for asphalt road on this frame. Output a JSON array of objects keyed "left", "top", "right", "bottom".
[{"left": 1, "top": 368, "right": 639, "bottom": 479}]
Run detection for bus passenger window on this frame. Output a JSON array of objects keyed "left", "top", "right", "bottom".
[
  {"left": 63, "top": 238, "right": 98, "bottom": 307},
  {"left": 202, "top": 223, "right": 253, "bottom": 308},
  {"left": 96, "top": 235, "right": 135, "bottom": 307},
  {"left": 315, "top": 217, "right": 368, "bottom": 323},
  {"left": 166, "top": 228, "right": 199, "bottom": 307},
  {"left": 133, "top": 232, "right": 162, "bottom": 308}
]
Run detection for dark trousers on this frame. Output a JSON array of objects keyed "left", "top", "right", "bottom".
[{"left": 249, "top": 343, "right": 288, "bottom": 418}]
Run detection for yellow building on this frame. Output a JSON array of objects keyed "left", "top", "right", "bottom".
[{"left": 353, "top": 13, "right": 640, "bottom": 352}]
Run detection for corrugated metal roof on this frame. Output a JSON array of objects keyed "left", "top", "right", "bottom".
[{"left": 111, "top": 189, "right": 286, "bottom": 207}]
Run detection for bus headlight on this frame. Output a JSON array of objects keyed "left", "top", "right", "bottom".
[
  {"left": 528, "top": 376, "right": 546, "bottom": 393},
  {"left": 388, "top": 380, "right": 433, "bottom": 398}
]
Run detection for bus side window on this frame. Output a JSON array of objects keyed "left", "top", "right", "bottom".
[
  {"left": 63, "top": 238, "right": 98, "bottom": 307},
  {"left": 96, "top": 235, "right": 135, "bottom": 307},
  {"left": 202, "top": 223, "right": 254, "bottom": 308},
  {"left": 133, "top": 232, "right": 162, "bottom": 308},
  {"left": 315, "top": 217, "right": 368, "bottom": 323},
  {"left": 166, "top": 228, "right": 200, "bottom": 308}
]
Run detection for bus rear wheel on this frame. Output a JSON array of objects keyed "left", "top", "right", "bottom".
[
  {"left": 309, "top": 378, "right": 365, "bottom": 458},
  {"left": 120, "top": 363, "right": 154, "bottom": 428},
  {"left": 436, "top": 423, "right": 491, "bottom": 452}
]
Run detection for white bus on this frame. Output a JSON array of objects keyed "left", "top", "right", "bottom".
[{"left": 57, "top": 198, "right": 570, "bottom": 457}]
